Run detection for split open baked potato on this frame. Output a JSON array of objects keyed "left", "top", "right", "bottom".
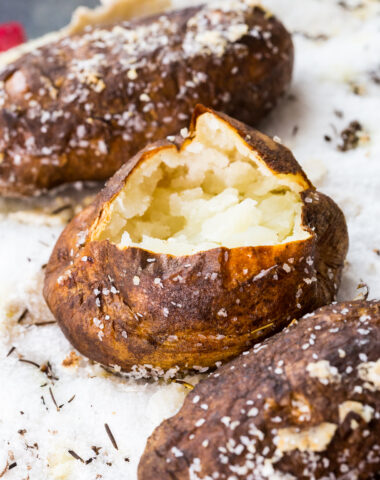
[
  {"left": 43, "top": 105, "right": 348, "bottom": 377},
  {"left": 139, "top": 300, "right": 380, "bottom": 479},
  {"left": 0, "top": 0, "right": 294, "bottom": 197}
]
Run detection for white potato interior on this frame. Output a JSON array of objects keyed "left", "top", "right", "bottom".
[{"left": 95, "top": 113, "right": 310, "bottom": 255}]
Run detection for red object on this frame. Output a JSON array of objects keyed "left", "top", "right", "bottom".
[{"left": 0, "top": 22, "right": 26, "bottom": 53}]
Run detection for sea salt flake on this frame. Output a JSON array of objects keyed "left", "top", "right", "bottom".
[
  {"left": 195, "top": 418, "right": 205, "bottom": 427},
  {"left": 171, "top": 447, "right": 183, "bottom": 457}
]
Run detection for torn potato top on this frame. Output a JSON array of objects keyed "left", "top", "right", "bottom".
[{"left": 94, "top": 112, "right": 311, "bottom": 255}]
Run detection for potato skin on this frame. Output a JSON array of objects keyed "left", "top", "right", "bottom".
[
  {"left": 43, "top": 106, "right": 348, "bottom": 376},
  {"left": 139, "top": 301, "right": 380, "bottom": 480},
  {"left": 0, "top": 2, "right": 293, "bottom": 197}
]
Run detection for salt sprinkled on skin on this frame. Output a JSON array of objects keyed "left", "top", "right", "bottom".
[
  {"left": 221, "top": 416, "right": 231, "bottom": 427},
  {"left": 283, "top": 263, "right": 291, "bottom": 273},
  {"left": 248, "top": 407, "right": 259, "bottom": 417},
  {"left": 195, "top": 418, "right": 205, "bottom": 427},
  {"left": 171, "top": 447, "right": 183, "bottom": 458}
]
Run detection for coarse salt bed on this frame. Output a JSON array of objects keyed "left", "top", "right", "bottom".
[{"left": 0, "top": 0, "right": 380, "bottom": 478}]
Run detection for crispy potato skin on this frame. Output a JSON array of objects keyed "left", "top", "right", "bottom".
[
  {"left": 139, "top": 301, "right": 380, "bottom": 480},
  {"left": 0, "top": 3, "right": 293, "bottom": 197},
  {"left": 43, "top": 107, "right": 348, "bottom": 375}
]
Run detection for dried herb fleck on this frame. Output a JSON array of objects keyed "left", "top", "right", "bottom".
[
  {"left": 17, "top": 308, "right": 29, "bottom": 323},
  {"left": 349, "top": 82, "right": 365, "bottom": 96},
  {"left": 6, "top": 346, "right": 15, "bottom": 357},
  {"left": 338, "top": 0, "right": 364, "bottom": 10},
  {"left": 51, "top": 204, "right": 73, "bottom": 215},
  {"left": 105, "top": 423, "right": 118, "bottom": 450},
  {"left": 41, "top": 361, "right": 59, "bottom": 381},
  {"left": 353, "top": 282, "right": 369, "bottom": 301},
  {"left": 41, "top": 395, "right": 48, "bottom": 410},
  {"left": 68, "top": 450, "right": 84, "bottom": 462},
  {"left": 173, "top": 379, "right": 194, "bottom": 390},
  {"left": 338, "top": 121, "right": 363, "bottom": 151},
  {"left": 19, "top": 358, "right": 40, "bottom": 369},
  {"left": 370, "top": 69, "right": 380, "bottom": 85},
  {"left": 293, "top": 30, "right": 329, "bottom": 41},
  {"left": 49, "top": 387, "right": 60, "bottom": 411}
]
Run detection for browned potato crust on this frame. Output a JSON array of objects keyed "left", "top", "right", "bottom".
[
  {"left": 43, "top": 106, "right": 348, "bottom": 377},
  {"left": 139, "top": 300, "right": 380, "bottom": 480},
  {"left": 0, "top": 1, "right": 294, "bottom": 197}
]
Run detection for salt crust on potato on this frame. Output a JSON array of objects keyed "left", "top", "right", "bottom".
[
  {"left": 139, "top": 300, "right": 380, "bottom": 480},
  {"left": 0, "top": 0, "right": 294, "bottom": 196}
]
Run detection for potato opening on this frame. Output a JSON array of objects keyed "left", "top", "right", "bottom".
[{"left": 94, "top": 113, "right": 310, "bottom": 255}]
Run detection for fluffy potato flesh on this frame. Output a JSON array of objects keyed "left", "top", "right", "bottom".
[{"left": 95, "top": 114, "right": 310, "bottom": 255}]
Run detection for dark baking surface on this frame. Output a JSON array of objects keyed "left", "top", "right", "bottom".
[{"left": 0, "top": 0, "right": 98, "bottom": 39}]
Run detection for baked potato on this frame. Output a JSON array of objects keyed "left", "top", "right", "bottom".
[
  {"left": 139, "top": 300, "right": 380, "bottom": 480},
  {"left": 0, "top": 0, "right": 294, "bottom": 197},
  {"left": 43, "top": 105, "right": 348, "bottom": 377}
]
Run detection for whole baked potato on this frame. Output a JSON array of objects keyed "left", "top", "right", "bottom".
[
  {"left": 43, "top": 105, "right": 348, "bottom": 377},
  {"left": 0, "top": 0, "right": 294, "bottom": 197},
  {"left": 139, "top": 300, "right": 380, "bottom": 479}
]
